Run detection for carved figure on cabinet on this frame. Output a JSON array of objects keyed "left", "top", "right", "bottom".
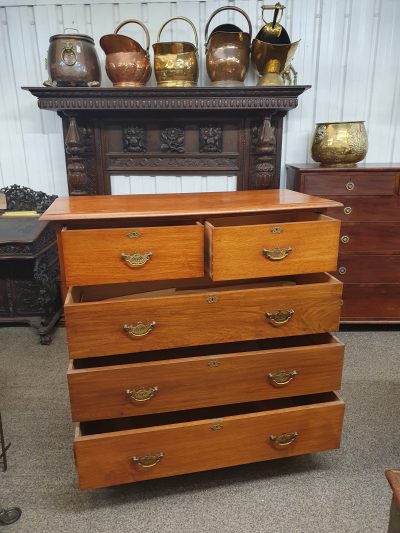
[
  {"left": 123, "top": 126, "right": 146, "bottom": 153},
  {"left": 160, "top": 127, "right": 185, "bottom": 153},
  {"left": 199, "top": 125, "right": 223, "bottom": 153}
]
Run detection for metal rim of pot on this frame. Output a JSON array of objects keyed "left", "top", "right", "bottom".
[
  {"left": 204, "top": 5, "right": 252, "bottom": 45},
  {"left": 155, "top": 16, "right": 199, "bottom": 51}
]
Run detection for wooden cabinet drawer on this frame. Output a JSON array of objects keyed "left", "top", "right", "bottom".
[
  {"left": 326, "top": 196, "right": 400, "bottom": 222},
  {"left": 205, "top": 213, "right": 340, "bottom": 281},
  {"left": 340, "top": 223, "right": 400, "bottom": 252},
  {"left": 61, "top": 223, "right": 204, "bottom": 286},
  {"left": 335, "top": 255, "right": 400, "bottom": 283},
  {"left": 68, "top": 333, "right": 344, "bottom": 421},
  {"left": 302, "top": 173, "right": 397, "bottom": 196},
  {"left": 342, "top": 284, "right": 400, "bottom": 321},
  {"left": 74, "top": 392, "right": 345, "bottom": 489},
  {"left": 64, "top": 273, "right": 343, "bottom": 359}
]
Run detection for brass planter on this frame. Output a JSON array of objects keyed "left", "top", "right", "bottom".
[
  {"left": 100, "top": 19, "right": 151, "bottom": 87},
  {"left": 153, "top": 17, "right": 199, "bottom": 87},
  {"left": 311, "top": 121, "right": 368, "bottom": 167}
]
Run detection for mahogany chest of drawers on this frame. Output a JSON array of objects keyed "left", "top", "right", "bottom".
[
  {"left": 42, "top": 189, "right": 345, "bottom": 490},
  {"left": 287, "top": 164, "right": 400, "bottom": 322}
]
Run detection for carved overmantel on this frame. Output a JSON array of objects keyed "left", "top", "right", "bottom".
[{"left": 24, "top": 86, "right": 310, "bottom": 195}]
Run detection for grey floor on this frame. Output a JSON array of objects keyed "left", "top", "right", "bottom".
[{"left": 0, "top": 326, "right": 399, "bottom": 533}]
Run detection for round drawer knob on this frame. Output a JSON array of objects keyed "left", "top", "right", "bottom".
[
  {"left": 338, "top": 266, "right": 347, "bottom": 275},
  {"left": 341, "top": 235, "right": 350, "bottom": 244},
  {"left": 343, "top": 206, "right": 352, "bottom": 215},
  {"left": 346, "top": 181, "right": 355, "bottom": 191}
]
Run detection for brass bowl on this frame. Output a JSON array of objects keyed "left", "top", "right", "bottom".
[{"left": 311, "top": 121, "right": 368, "bottom": 167}]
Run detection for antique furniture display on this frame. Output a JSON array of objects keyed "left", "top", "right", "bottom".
[
  {"left": 0, "top": 185, "right": 62, "bottom": 344},
  {"left": 25, "top": 85, "right": 309, "bottom": 195},
  {"left": 42, "top": 189, "right": 345, "bottom": 490},
  {"left": 311, "top": 122, "right": 368, "bottom": 167},
  {"left": 44, "top": 31, "right": 101, "bottom": 88},
  {"left": 386, "top": 469, "right": 400, "bottom": 533},
  {"left": 100, "top": 20, "right": 152, "bottom": 88},
  {"left": 286, "top": 163, "right": 400, "bottom": 322}
]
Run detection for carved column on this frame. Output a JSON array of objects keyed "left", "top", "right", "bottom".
[{"left": 250, "top": 115, "right": 277, "bottom": 189}]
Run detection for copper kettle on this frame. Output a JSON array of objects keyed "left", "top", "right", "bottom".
[
  {"left": 100, "top": 19, "right": 151, "bottom": 87},
  {"left": 205, "top": 6, "right": 252, "bottom": 86}
]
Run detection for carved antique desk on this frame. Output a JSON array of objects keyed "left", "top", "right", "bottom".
[
  {"left": 42, "top": 189, "right": 345, "bottom": 490},
  {"left": 25, "top": 86, "right": 309, "bottom": 195}
]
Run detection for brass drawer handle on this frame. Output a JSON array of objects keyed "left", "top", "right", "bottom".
[
  {"left": 263, "top": 246, "right": 292, "bottom": 261},
  {"left": 341, "top": 235, "right": 350, "bottom": 244},
  {"left": 126, "top": 386, "right": 158, "bottom": 403},
  {"left": 268, "top": 370, "right": 297, "bottom": 387},
  {"left": 121, "top": 251, "right": 152, "bottom": 267},
  {"left": 270, "top": 432, "right": 298, "bottom": 448},
  {"left": 265, "top": 309, "right": 294, "bottom": 326},
  {"left": 123, "top": 321, "right": 156, "bottom": 338},
  {"left": 345, "top": 181, "right": 355, "bottom": 191},
  {"left": 132, "top": 452, "right": 164, "bottom": 468},
  {"left": 343, "top": 206, "right": 352, "bottom": 215}
]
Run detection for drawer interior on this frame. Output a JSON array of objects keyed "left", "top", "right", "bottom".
[
  {"left": 72, "top": 333, "right": 339, "bottom": 369},
  {"left": 64, "top": 219, "right": 202, "bottom": 230},
  {"left": 79, "top": 391, "right": 340, "bottom": 436},
  {"left": 67, "top": 272, "right": 340, "bottom": 305},
  {"left": 206, "top": 213, "right": 334, "bottom": 228}
]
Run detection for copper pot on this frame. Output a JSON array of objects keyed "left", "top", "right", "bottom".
[
  {"left": 153, "top": 17, "right": 199, "bottom": 87},
  {"left": 100, "top": 20, "right": 151, "bottom": 87},
  {"left": 44, "top": 30, "right": 101, "bottom": 87},
  {"left": 205, "top": 6, "right": 252, "bottom": 86}
]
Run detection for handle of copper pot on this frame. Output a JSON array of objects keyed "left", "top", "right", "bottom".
[
  {"left": 157, "top": 16, "right": 199, "bottom": 50},
  {"left": 205, "top": 6, "right": 252, "bottom": 42},
  {"left": 114, "top": 19, "right": 151, "bottom": 52}
]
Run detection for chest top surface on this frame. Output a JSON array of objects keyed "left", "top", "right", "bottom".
[{"left": 40, "top": 189, "right": 341, "bottom": 222}]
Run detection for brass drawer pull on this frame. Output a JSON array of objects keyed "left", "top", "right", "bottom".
[
  {"left": 123, "top": 321, "right": 156, "bottom": 338},
  {"left": 270, "top": 432, "right": 298, "bottom": 448},
  {"left": 341, "top": 235, "right": 350, "bottom": 244},
  {"left": 126, "top": 386, "right": 158, "bottom": 403},
  {"left": 268, "top": 370, "right": 297, "bottom": 387},
  {"left": 263, "top": 246, "right": 292, "bottom": 261},
  {"left": 265, "top": 309, "right": 294, "bottom": 326},
  {"left": 343, "top": 206, "right": 352, "bottom": 215},
  {"left": 132, "top": 452, "right": 164, "bottom": 468},
  {"left": 345, "top": 181, "right": 355, "bottom": 191},
  {"left": 121, "top": 251, "right": 152, "bottom": 267}
]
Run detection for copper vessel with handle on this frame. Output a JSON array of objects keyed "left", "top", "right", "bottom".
[
  {"left": 205, "top": 6, "right": 252, "bottom": 86},
  {"left": 100, "top": 19, "right": 151, "bottom": 87}
]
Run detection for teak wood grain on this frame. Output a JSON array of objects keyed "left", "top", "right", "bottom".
[
  {"left": 74, "top": 393, "right": 345, "bottom": 490},
  {"left": 40, "top": 190, "right": 342, "bottom": 222},
  {"left": 302, "top": 173, "right": 397, "bottom": 196},
  {"left": 61, "top": 224, "right": 204, "bottom": 286},
  {"left": 64, "top": 274, "right": 343, "bottom": 359},
  {"left": 206, "top": 214, "right": 340, "bottom": 281},
  {"left": 68, "top": 335, "right": 344, "bottom": 422}
]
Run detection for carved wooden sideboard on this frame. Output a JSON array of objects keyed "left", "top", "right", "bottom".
[{"left": 24, "top": 86, "right": 309, "bottom": 195}]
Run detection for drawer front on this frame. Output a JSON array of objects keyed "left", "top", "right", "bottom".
[
  {"left": 335, "top": 255, "right": 400, "bottom": 283},
  {"left": 326, "top": 196, "right": 400, "bottom": 222},
  {"left": 68, "top": 336, "right": 344, "bottom": 421},
  {"left": 206, "top": 216, "right": 340, "bottom": 281},
  {"left": 340, "top": 223, "right": 400, "bottom": 252},
  {"left": 302, "top": 173, "right": 397, "bottom": 196},
  {"left": 342, "top": 284, "right": 400, "bottom": 320},
  {"left": 65, "top": 279, "right": 343, "bottom": 358},
  {"left": 74, "top": 395, "right": 345, "bottom": 489},
  {"left": 61, "top": 224, "right": 204, "bottom": 286}
]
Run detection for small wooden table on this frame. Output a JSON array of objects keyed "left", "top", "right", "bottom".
[{"left": 0, "top": 216, "right": 61, "bottom": 344}]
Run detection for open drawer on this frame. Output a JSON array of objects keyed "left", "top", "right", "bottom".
[
  {"left": 68, "top": 333, "right": 344, "bottom": 422},
  {"left": 74, "top": 391, "right": 345, "bottom": 489},
  {"left": 64, "top": 273, "right": 343, "bottom": 359},
  {"left": 205, "top": 212, "right": 341, "bottom": 281},
  {"left": 61, "top": 222, "right": 204, "bottom": 286}
]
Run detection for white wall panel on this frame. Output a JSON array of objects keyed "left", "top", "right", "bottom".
[{"left": 0, "top": 0, "right": 399, "bottom": 195}]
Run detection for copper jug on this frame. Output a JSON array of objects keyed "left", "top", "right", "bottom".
[
  {"left": 205, "top": 6, "right": 252, "bottom": 86},
  {"left": 153, "top": 17, "right": 199, "bottom": 87},
  {"left": 100, "top": 20, "right": 151, "bottom": 87}
]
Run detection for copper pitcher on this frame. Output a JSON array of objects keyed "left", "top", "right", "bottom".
[
  {"left": 153, "top": 17, "right": 199, "bottom": 87},
  {"left": 100, "top": 20, "right": 151, "bottom": 87},
  {"left": 205, "top": 6, "right": 252, "bottom": 86}
]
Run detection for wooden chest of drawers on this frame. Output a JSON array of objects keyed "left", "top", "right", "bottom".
[
  {"left": 42, "top": 189, "right": 345, "bottom": 490},
  {"left": 287, "top": 164, "right": 400, "bottom": 322}
]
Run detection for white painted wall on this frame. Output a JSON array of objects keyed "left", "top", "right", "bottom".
[{"left": 0, "top": 0, "right": 399, "bottom": 195}]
